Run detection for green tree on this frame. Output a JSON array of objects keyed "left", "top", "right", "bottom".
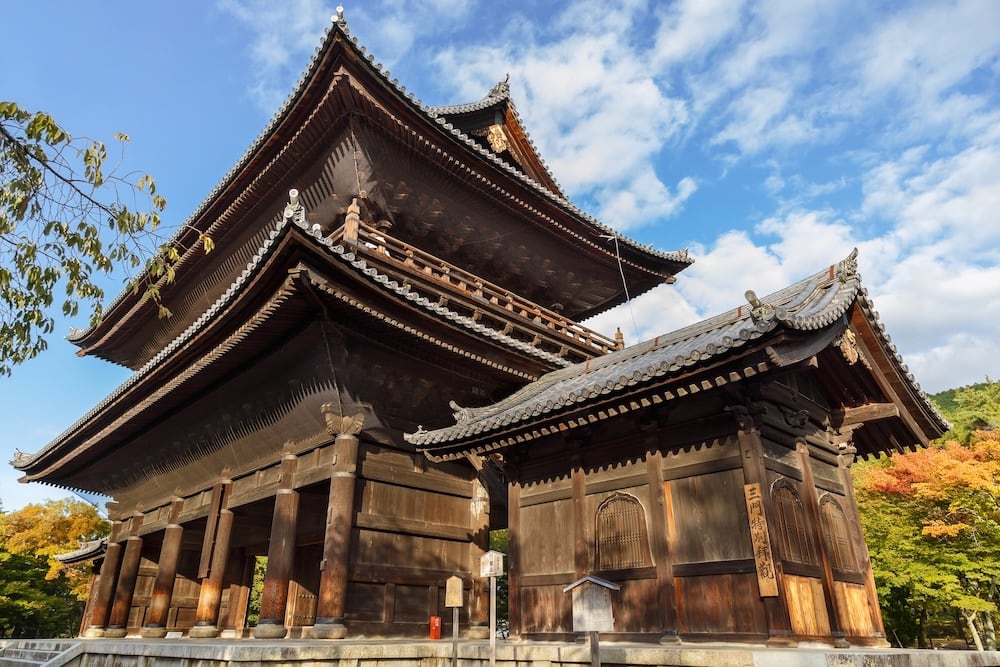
[
  {"left": 0, "top": 499, "right": 109, "bottom": 601},
  {"left": 0, "top": 500, "right": 105, "bottom": 638},
  {"left": 0, "top": 101, "right": 213, "bottom": 375},
  {"left": 0, "top": 548, "right": 83, "bottom": 638},
  {"left": 855, "top": 428, "right": 1000, "bottom": 649},
  {"left": 932, "top": 379, "right": 1000, "bottom": 445}
]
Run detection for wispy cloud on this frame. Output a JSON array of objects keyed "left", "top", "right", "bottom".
[{"left": 218, "top": 0, "right": 1000, "bottom": 391}]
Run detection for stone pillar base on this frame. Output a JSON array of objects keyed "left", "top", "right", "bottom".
[
  {"left": 104, "top": 627, "right": 128, "bottom": 639},
  {"left": 83, "top": 627, "right": 106, "bottom": 638},
  {"left": 253, "top": 622, "right": 288, "bottom": 639},
  {"left": 765, "top": 634, "right": 798, "bottom": 648},
  {"left": 140, "top": 625, "right": 168, "bottom": 639},
  {"left": 659, "top": 630, "right": 681, "bottom": 645},
  {"left": 465, "top": 625, "right": 490, "bottom": 640},
  {"left": 189, "top": 624, "right": 221, "bottom": 638},
  {"left": 308, "top": 623, "right": 348, "bottom": 639}
]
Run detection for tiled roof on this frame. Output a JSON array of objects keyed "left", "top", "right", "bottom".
[
  {"left": 54, "top": 538, "right": 107, "bottom": 564},
  {"left": 406, "top": 250, "right": 946, "bottom": 451},
  {"left": 70, "top": 12, "right": 689, "bottom": 347},
  {"left": 16, "top": 200, "right": 577, "bottom": 473}
]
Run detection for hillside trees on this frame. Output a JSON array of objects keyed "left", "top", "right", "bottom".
[
  {"left": 854, "top": 379, "right": 1000, "bottom": 649},
  {"left": 0, "top": 102, "right": 212, "bottom": 375}
]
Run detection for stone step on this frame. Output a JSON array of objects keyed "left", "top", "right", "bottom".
[{"left": 0, "top": 641, "right": 78, "bottom": 667}]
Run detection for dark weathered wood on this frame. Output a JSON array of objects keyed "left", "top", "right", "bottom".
[
  {"left": 796, "top": 443, "right": 847, "bottom": 646},
  {"left": 256, "top": 456, "right": 300, "bottom": 638},
  {"left": 313, "top": 433, "right": 360, "bottom": 636},
  {"left": 733, "top": 410, "right": 796, "bottom": 646},
  {"left": 84, "top": 538, "right": 123, "bottom": 636},
  {"left": 507, "top": 480, "right": 522, "bottom": 638},
  {"left": 645, "top": 451, "right": 677, "bottom": 641},
  {"left": 572, "top": 462, "right": 588, "bottom": 579},
  {"left": 106, "top": 535, "right": 143, "bottom": 634},
  {"left": 837, "top": 447, "right": 890, "bottom": 645},
  {"left": 143, "top": 499, "right": 185, "bottom": 633}
]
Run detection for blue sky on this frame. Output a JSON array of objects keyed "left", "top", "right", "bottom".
[{"left": 2, "top": 0, "right": 998, "bottom": 511}]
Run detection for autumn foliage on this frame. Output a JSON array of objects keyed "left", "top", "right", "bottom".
[
  {"left": 854, "top": 380, "right": 1000, "bottom": 650},
  {"left": 0, "top": 499, "right": 108, "bottom": 638}
]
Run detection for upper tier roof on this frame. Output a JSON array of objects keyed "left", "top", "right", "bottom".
[
  {"left": 406, "top": 250, "right": 949, "bottom": 461},
  {"left": 68, "top": 11, "right": 691, "bottom": 369}
]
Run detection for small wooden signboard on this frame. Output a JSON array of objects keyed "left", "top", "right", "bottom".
[
  {"left": 744, "top": 482, "right": 779, "bottom": 597},
  {"left": 445, "top": 575, "right": 463, "bottom": 608},
  {"left": 564, "top": 575, "right": 620, "bottom": 667},
  {"left": 481, "top": 550, "right": 504, "bottom": 578}
]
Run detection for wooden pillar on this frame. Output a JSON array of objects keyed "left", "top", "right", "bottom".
[
  {"left": 731, "top": 404, "right": 797, "bottom": 647},
  {"left": 190, "top": 482, "right": 235, "bottom": 638},
  {"left": 796, "top": 443, "right": 850, "bottom": 648},
  {"left": 837, "top": 440, "right": 891, "bottom": 647},
  {"left": 83, "top": 521, "right": 125, "bottom": 638},
  {"left": 254, "top": 454, "right": 300, "bottom": 639},
  {"left": 467, "top": 476, "right": 491, "bottom": 639},
  {"left": 507, "top": 476, "right": 522, "bottom": 639},
  {"left": 310, "top": 428, "right": 360, "bottom": 639},
  {"left": 142, "top": 499, "right": 185, "bottom": 638},
  {"left": 646, "top": 450, "right": 680, "bottom": 643},
  {"left": 571, "top": 454, "right": 588, "bottom": 580},
  {"left": 105, "top": 513, "right": 145, "bottom": 638}
]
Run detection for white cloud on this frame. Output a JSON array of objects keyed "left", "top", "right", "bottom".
[{"left": 217, "top": 0, "right": 336, "bottom": 112}]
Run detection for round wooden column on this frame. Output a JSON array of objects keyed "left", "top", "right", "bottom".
[
  {"left": 310, "top": 425, "right": 360, "bottom": 639},
  {"left": 190, "top": 507, "right": 235, "bottom": 637},
  {"left": 141, "top": 500, "right": 185, "bottom": 638},
  {"left": 104, "top": 534, "right": 144, "bottom": 638},
  {"left": 254, "top": 454, "right": 300, "bottom": 639},
  {"left": 83, "top": 521, "right": 124, "bottom": 638}
]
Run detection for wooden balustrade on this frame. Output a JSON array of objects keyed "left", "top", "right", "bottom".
[{"left": 331, "top": 220, "right": 619, "bottom": 357}]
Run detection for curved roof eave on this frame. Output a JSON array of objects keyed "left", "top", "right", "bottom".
[
  {"left": 69, "top": 13, "right": 690, "bottom": 351},
  {"left": 18, "top": 202, "right": 588, "bottom": 478},
  {"left": 406, "top": 249, "right": 948, "bottom": 453}
]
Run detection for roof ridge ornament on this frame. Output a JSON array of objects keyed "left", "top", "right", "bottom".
[
  {"left": 283, "top": 188, "right": 306, "bottom": 227},
  {"left": 334, "top": 5, "right": 346, "bottom": 26},
  {"left": 745, "top": 290, "right": 776, "bottom": 324},
  {"left": 837, "top": 248, "right": 859, "bottom": 282},
  {"left": 489, "top": 74, "right": 510, "bottom": 99}
]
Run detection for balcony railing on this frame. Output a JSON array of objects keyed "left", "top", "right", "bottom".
[{"left": 329, "top": 219, "right": 620, "bottom": 360}]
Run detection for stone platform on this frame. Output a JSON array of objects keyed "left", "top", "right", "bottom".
[{"left": 3, "top": 638, "right": 1000, "bottom": 667}]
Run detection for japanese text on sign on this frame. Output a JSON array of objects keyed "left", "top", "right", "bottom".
[{"left": 744, "top": 483, "right": 779, "bottom": 597}]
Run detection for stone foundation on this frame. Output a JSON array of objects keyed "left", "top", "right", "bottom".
[{"left": 3, "top": 638, "right": 1000, "bottom": 667}]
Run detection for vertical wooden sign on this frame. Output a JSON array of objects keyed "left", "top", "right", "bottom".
[{"left": 744, "top": 483, "right": 779, "bottom": 597}]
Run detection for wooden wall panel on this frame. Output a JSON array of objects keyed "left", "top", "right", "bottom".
[
  {"left": 676, "top": 573, "right": 765, "bottom": 635},
  {"left": 346, "top": 582, "right": 384, "bottom": 622},
  {"left": 518, "top": 584, "right": 570, "bottom": 634},
  {"left": 361, "top": 479, "right": 470, "bottom": 527},
  {"left": 353, "top": 528, "right": 468, "bottom": 573},
  {"left": 834, "top": 581, "right": 875, "bottom": 638},
  {"left": 670, "top": 468, "right": 751, "bottom": 564},
  {"left": 393, "top": 584, "right": 430, "bottom": 623},
  {"left": 519, "top": 501, "right": 575, "bottom": 576},
  {"left": 785, "top": 574, "right": 831, "bottom": 637},
  {"left": 613, "top": 578, "right": 660, "bottom": 633}
]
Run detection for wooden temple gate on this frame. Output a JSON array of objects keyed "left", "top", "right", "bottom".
[{"left": 16, "top": 11, "right": 945, "bottom": 648}]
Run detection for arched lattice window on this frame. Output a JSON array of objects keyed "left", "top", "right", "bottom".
[
  {"left": 596, "top": 493, "right": 652, "bottom": 570},
  {"left": 771, "top": 479, "right": 816, "bottom": 564},
  {"left": 819, "top": 494, "right": 857, "bottom": 572}
]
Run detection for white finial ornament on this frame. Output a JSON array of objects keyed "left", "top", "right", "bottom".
[{"left": 335, "top": 5, "right": 345, "bottom": 22}]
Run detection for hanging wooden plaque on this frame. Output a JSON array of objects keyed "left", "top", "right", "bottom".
[{"left": 744, "top": 482, "right": 779, "bottom": 597}]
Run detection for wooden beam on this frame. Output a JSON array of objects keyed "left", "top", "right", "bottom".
[{"left": 835, "top": 402, "right": 899, "bottom": 427}]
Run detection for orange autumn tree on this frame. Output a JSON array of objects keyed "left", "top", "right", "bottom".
[
  {"left": 855, "top": 424, "right": 1000, "bottom": 650},
  {"left": 0, "top": 498, "right": 109, "bottom": 600}
]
